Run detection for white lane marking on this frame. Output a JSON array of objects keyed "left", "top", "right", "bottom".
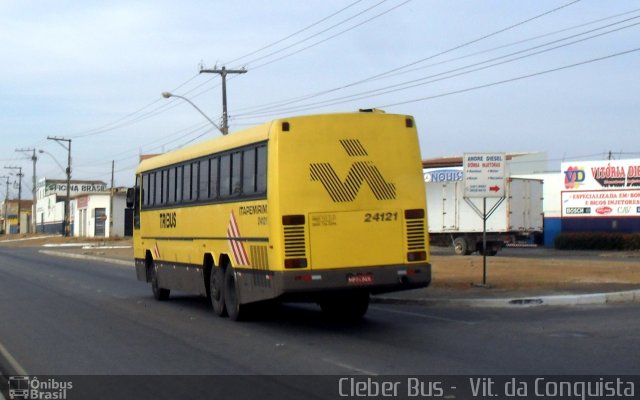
[
  {"left": 322, "top": 358, "right": 378, "bottom": 376},
  {"left": 0, "top": 339, "right": 28, "bottom": 376},
  {"left": 371, "top": 306, "right": 477, "bottom": 325}
]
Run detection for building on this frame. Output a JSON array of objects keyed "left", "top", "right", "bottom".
[
  {"left": 71, "top": 189, "right": 128, "bottom": 237},
  {"left": 35, "top": 178, "right": 107, "bottom": 234},
  {"left": 0, "top": 199, "right": 33, "bottom": 234},
  {"left": 423, "top": 153, "right": 640, "bottom": 247},
  {"left": 559, "top": 159, "right": 640, "bottom": 233}
]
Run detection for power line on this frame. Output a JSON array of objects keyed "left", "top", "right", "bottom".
[
  {"left": 232, "top": 0, "right": 584, "bottom": 116},
  {"left": 377, "top": 47, "right": 640, "bottom": 108},
  {"left": 233, "top": 17, "right": 640, "bottom": 118},
  {"left": 62, "top": 2, "right": 381, "bottom": 141},
  {"left": 241, "top": 0, "right": 394, "bottom": 67},
  {"left": 68, "top": 73, "right": 201, "bottom": 139},
  {"left": 226, "top": 0, "right": 365, "bottom": 65}
]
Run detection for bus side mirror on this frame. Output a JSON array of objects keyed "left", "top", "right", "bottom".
[{"left": 126, "top": 188, "right": 135, "bottom": 209}]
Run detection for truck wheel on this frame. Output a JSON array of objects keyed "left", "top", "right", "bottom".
[
  {"left": 453, "top": 237, "right": 470, "bottom": 255},
  {"left": 224, "top": 267, "right": 245, "bottom": 321},
  {"left": 210, "top": 266, "right": 227, "bottom": 317},
  {"left": 150, "top": 262, "right": 170, "bottom": 301}
]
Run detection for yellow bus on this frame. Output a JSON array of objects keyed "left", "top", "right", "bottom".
[{"left": 127, "top": 110, "right": 431, "bottom": 320}]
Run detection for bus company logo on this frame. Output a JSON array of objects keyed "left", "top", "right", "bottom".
[
  {"left": 564, "top": 166, "right": 586, "bottom": 189},
  {"left": 310, "top": 139, "right": 396, "bottom": 202},
  {"left": 9, "top": 376, "right": 73, "bottom": 399}
]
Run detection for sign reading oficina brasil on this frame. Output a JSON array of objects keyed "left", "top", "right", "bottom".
[
  {"left": 38, "top": 179, "right": 108, "bottom": 197},
  {"left": 463, "top": 153, "right": 506, "bottom": 198}
]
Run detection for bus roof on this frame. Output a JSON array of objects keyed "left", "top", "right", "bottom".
[
  {"left": 135, "top": 110, "right": 408, "bottom": 174},
  {"left": 136, "top": 120, "right": 273, "bottom": 173}
]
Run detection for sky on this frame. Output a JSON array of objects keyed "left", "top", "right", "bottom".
[{"left": 1, "top": 0, "right": 639, "bottom": 197}]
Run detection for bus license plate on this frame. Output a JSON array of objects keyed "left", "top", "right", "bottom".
[{"left": 347, "top": 273, "right": 374, "bottom": 285}]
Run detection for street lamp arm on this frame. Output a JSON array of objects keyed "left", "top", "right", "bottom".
[
  {"left": 162, "top": 92, "right": 225, "bottom": 135},
  {"left": 39, "top": 150, "right": 67, "bottom": 174}
]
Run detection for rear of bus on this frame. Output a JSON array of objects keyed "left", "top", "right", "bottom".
[{"left": 269, "top": 111, "right": 431, "bottom": 314}]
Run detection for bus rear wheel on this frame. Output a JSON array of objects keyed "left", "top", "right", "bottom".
[
  {"left": 319, "top": 291, "right": 370, "bottom": 320},
  {"left": 150, "top": 262, "right": 170, "bottom": 301},
  {"left": 210, "top": 266, "right": 227, "bottom": 317},
  {"left": 224, "top": 267, "right": 245, "bottom": 321}
]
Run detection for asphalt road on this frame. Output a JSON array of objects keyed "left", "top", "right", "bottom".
[{"left": 1, "top": 246, "right": 639, "bottom": 398}]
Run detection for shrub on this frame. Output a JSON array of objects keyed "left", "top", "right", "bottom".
[{"left": 554, "top": 232, "right": 640, "bottom": 250}]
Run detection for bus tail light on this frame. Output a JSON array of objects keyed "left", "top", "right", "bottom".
[
  {"left": 282, "top": 215, "right": 305, "bottom": 225},
  {"left": 285, "top": 258, "right": 308, "bottom": 269},
  {"left": 404, "top": 209, "right": 425, "bottom": 219},
  {"left": 407, "top": 251, "right": 426, "bottom": 262}
]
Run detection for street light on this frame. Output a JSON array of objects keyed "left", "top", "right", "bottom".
[{"left": 161, "top": 92, "right": 225, "bottom": 135}]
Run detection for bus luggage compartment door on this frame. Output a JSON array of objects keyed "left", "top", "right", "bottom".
[{"left": 308, "top": 210, "right": 403, "bottom": 269}]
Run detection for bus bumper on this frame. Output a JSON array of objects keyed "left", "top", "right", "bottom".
[{"left": 275, "top": 263, "right": 431, "bottom": 297}]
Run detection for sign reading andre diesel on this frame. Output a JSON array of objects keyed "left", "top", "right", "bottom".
[{"left": 463, "top": 153, "right": 506, "bottom": 198}]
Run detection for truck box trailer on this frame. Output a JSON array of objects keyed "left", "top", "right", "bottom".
[{"left": 426, "top": 178, "right": 543, "bottom": 255}]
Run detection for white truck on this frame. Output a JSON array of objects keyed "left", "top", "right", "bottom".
[{"left": 426, "top": 176, "right": 543, "bottom": 255}]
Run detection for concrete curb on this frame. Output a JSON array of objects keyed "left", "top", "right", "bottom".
[
  {"left": 373, "top": 288, "right": 640, "bottom": 308},
  {"left": 39, "top": 249, "right": 640, "bottom": 308},
  {"left": 0, "top": 234, "right": 60, "bottom": 244},
  {"left": 38, "top": 250, "right": 134, "bottom": 267}
]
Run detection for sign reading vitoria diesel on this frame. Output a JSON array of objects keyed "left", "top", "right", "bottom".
[{"left": 561, "top": 159, "right": 640, "bottom": 218}]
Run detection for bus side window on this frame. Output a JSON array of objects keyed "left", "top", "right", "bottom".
[
  {"left": 183, "top": 164, "right": 191, "bottom": 202},
  {"left": 199, "top": 159, "right": 209, "bottom": 200},
  {"left": 142, "top": 173, "right": 149, "bottom": 208},
  {"left": 220, "top": 155, "right": 231, "bottom": 197},
  {"left": 155, "top": 171, "right": 162, "bottom": 206},
  {"left": 168, "top": 168, "right": 176, "bottom": 204},
  {"left": 243, "top": 148, "right": 256, "bottom": 194},
  {"left": 149, "top": 172, "right": 156, "bottom": 206},
  {"left": 231, "top": 151, "right": 242, "bottom": 195},
  {"left": 209, "top": 157, "right": 219, "bottom": 199},
  {"left": 256, "top": 145, "right": 267, "bottom": 194},
  {"left": 176, "top": 166, "right": 183, "bottom": 204},
  {"left": 191, "top": 162, "right": 199, "bottom": 201},
  {"left": 162, "top": 169, "right": 169, "bottom": 204}
]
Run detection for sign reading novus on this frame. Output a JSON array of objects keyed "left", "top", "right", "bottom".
[{"left": 463, "top": 153, "right": 506, "bottom": 198}]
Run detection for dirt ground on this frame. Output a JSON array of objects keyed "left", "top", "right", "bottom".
[
  {"left": 3, "top": 235, "right": 640, "bottom": 293},
  {"left": 430, "top": 250, "right": 640, "bottom": 293}
]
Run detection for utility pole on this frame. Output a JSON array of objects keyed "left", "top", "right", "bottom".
[
  {"left": 47, "top": 136, "right": 72, "bottom": 237},
  {"left": 0, "top": 175, "right": 9, "bottom": 234},
  {"left": 109, "top": 160, "right": 114, "bottom": 238},
  {"left": 16, "top": 148, "right": 37, "bottom": 234},
  {"left": 4, "top": 166, "right": 23, "bottom": 234},
  {"left": 199, "top": 65, "right": 247, "bottom": 134}
]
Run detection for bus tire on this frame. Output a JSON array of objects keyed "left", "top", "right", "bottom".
[
  {"left": 224, "top": 267, "right": 244, "bottom": 321},
  {"left": 150, "top": 261, "right": 170, "bottom": 301},
  {"left": 320, "top": 291, "right": 369, "bottom": 320},
  {"left": 210, "top": 266, "right": 227, "bottom": 317}
]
